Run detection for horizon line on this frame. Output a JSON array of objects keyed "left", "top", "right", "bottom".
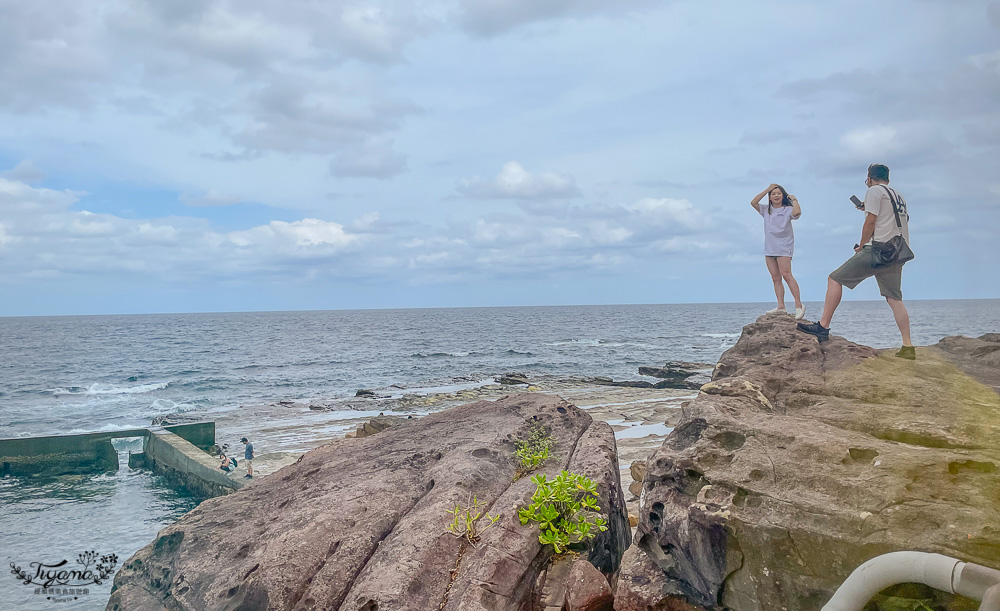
[{"left": 2, "top": 297, "right": 998, "bottom": 320}]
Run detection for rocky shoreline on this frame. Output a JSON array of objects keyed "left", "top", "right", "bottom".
[
  {"left": 111, "top": 315, "right": 1000, "bottom": 610},
  {"left": 193, "top": 367, "right": 709, "bottom": 519}
]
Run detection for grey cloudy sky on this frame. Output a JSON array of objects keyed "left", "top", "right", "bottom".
[{"left": 0, "top": 0, "right": 997, "bottom": 315}]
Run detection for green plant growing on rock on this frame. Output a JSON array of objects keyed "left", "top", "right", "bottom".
[
  {"left": 518, "top": 470, "right": 608, "bottom": 554},
  {"left": 514, "top": 425, "right": 553, "bottom": 478},
  {"left": 445, "top": 493, "right": 501, "bottom": 546}
]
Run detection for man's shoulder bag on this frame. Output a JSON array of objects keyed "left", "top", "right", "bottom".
[{"left": 871, "top": 186, "right": 915, "bottom": 267}]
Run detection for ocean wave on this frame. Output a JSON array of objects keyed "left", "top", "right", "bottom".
[
  {"left": 504, "top": 349, "right": 535, "bottom": 356},
  {"left": 410, "top": 351, "right": 471, "bottom": 358},
  {"left": 702, "top": 332, "right": 740, "bottom": 339},
  {"left": 149, "top": 398, "right": 197, "bottom": 412},
  {"left": 46, "top": 382, "right": 169, "bottom": 396},
  {"left": 544, "top": 339, "right": 602, "bottom": 347}
]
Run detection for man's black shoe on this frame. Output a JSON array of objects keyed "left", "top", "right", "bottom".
[
  {"left": 895, "top": 346, "right": 916, "bottom": 360},
  {"left": 797, "top": 321, "right": 830, "bottom": 342}
]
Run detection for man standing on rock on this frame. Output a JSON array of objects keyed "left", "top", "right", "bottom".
[
  {"left": 797, "top": 163, "right": 916, "bottom": 359},
  {"left": 241, "top": 437, "right": 255, "bottom": 478}
]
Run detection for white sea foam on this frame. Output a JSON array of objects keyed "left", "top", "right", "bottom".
[
  {"left": 702, "top": 332, "right": 740, "bottom": 339},
  {"left": 545, "top": 339, "right": 602, "bottom": 347},
  {"left": 148, "top": 398, "right": 196, "bottom": 413},
  {"left": 47, "top": 382, "right": 169, "bottom": 396}
]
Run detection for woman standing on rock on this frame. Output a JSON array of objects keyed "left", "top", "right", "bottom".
[{"left": 751, "top": 183, "right": 805, "bottom": 319}]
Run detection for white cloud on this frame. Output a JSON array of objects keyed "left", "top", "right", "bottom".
[
  {"left": 836, "top": 122, "right": 952, "bottom": 167},
  {"left": 228, "top": 218, "right": 358, "bottom": 250},
  {"left": 0, "top": 178, "right": 367, "bottom": 280},
  {"left": 457, "top": 161, "right": 580, "bottom": 200},
  {"left": 623, "top": 198, "right": 709, "bottom": 232},
  {"left": 1, "top": 161, "right": 46, "bottom": 184}
]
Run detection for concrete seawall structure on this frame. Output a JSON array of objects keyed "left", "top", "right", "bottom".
[
  {"left": 136, "top": 428, "right": 244, "bottom": 497},
  {"left": 0, "top": 421, "right": 243, "bottom": 497},
  {"left": 0, "top": 427, "right": 149, "bottom": 477}
]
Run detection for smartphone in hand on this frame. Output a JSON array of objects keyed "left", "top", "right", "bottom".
[{"left": 850, "top": 195, "right": 864, "bottom": 210}]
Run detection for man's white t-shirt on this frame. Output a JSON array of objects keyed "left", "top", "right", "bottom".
[{"left": 863, "top": 184, "right": 909, "bottom": 245}]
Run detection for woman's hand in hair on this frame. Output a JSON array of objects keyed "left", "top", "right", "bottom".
[{"left": 752, "top": 184, "right": 778, "bottom": 209}]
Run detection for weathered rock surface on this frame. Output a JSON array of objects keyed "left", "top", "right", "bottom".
[
  {"left": 108, "top": 394, "right": 630, "bottom": 611},
  {"left": 638, "top": 362, "right": 713, "bottom": 381},
  {"left": 618, "top": 314, "right": 1000, "bottom": 611},
  {"left": 934, "top": 333, "right": 1000, "bottom": 394},
  {"left": 566, "top": 558, "right": 615, "bottom": 611}
]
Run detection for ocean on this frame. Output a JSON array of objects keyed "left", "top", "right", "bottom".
[{"left": 1, "top": 300, "right": 998, "bottom": 609}]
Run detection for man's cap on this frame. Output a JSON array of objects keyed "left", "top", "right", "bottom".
[{"left": 240, "top": 437, "right": 248, "bottom": 443}]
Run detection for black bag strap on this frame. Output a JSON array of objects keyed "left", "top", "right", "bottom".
[{"left": 879, "top": 185, "right": 904, "bottom": 230}]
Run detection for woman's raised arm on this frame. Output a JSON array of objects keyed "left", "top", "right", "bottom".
[{"left": 751, "top": 184, "right": 777, "bottom": 210}]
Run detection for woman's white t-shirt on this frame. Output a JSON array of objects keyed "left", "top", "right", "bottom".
[{"left": 757, "top": 203, "right": 797, "bottom": 257}]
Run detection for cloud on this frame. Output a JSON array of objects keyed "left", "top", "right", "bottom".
[
  {"left": 179, "top": 189, "right": 241, "bottom": 207},
  {"left": 228, "top": 218, "right": 359, "bottom": 250},
  {"left": 456, "top": 0, "right": 658, "bottom": 37},
  {"left": 0, "top": 0, "right": 422, "bottom": 180},
  {"left": 622, "top": 198, "right": 710, "bottom": 232},
  {"left": 836, "top": 122, "right": 952, "bottom": 165},
  {"left": 739, "top": 129, "right": 815, "bottom": 146},
  {"left": 1, "top": 161, "right": 45, "bottom": 184},
  {"left": 457, "top": 161, "right": 580, "bottom": 200},
  {"left": 329, "top": 136, "right": 407, "bottom": 179},
  {"left": 0, "top": 174, "right": 731, "bottom": 287},
  {"left": 0, "top": 178, "right": 369, "bottom": 281}
]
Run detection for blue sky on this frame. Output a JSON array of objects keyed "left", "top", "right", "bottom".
[{"left": 1, "top": 0, "right": 998, "bottom": 315}]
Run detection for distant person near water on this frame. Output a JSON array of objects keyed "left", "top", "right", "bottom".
[
  {"left": 751, "top": 183, "right": 805, "bottom": 320},
  {"left": 241, "top": 437, "right": 254, "bottom": 478},
  {"left": 798, "top": 163, "right": 915, "bottom": 359},
  {"left": 219, "top": 452, "right": 236, "bottom": 472}
]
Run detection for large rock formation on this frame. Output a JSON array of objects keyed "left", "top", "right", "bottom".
[
  {"left": 617, "top": 314, "right": 1000, "bottom": 611},
  {"left": 108, "top": 394, "right": 630, "bottom": 611}
]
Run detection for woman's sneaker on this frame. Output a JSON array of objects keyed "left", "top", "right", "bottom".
[
  {"left": 766, "top": 307, "right": 787, "bottom": 315},
  {"left": 895, "top": 346, "right": 916, "bottom": 360},
  {"left": 797, "top": 321, "right": 830, "bottom": 342},
  {"left": 794, "top": 305, "right": 806, "bottom": 320}
]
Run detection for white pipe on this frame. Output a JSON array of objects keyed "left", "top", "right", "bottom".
[
  {"left": 980, "top": 584, "right": 1000, "bottom": 611},
  {"left": 822, "top": 552, "right": 962, "bottom": 611}
]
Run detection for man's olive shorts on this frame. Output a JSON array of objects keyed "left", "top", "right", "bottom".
[{"left": 829, "top": 245, "right": 904, "bottom": 300}]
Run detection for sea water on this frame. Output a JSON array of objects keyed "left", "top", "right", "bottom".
[{"left": 1, "top": 300, "right": 997, "bottom": 609}]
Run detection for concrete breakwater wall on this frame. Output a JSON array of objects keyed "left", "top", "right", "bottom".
[
  {"left": 132, "top": 429, "right": 243, "bottom": 497},
  {"left": 0, "top": 422, "right": 243, "bottom": 497}
]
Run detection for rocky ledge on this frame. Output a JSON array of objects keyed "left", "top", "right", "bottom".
[
  {"left": 617, "top": 315, "right": 1000, "bottom": 611},
  {"left": 109, "top": 394, "right": 631, "bottom": 611}
]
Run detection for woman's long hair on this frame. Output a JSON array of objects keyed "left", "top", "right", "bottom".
[{"left": 768, "top": 184, "right": 793, "bottom": 215}]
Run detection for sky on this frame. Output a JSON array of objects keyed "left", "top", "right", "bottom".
[{"left": 0, "top": 0, "right": 998, "bottom": 316}]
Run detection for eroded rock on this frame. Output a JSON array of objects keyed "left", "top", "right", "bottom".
[
  {"left": 623, "top": 316, "right": 1000, "bottom": 610},
  {"left": 108, "top": 394, "right": 629, "bottom": 611}
]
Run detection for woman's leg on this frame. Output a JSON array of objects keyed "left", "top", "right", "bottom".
[
  {"left": 765, "top": 257, "right": 785, "bottom": 308},
  {"left": 776, "top": 256, "right": 803, "bottom": 308}
]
